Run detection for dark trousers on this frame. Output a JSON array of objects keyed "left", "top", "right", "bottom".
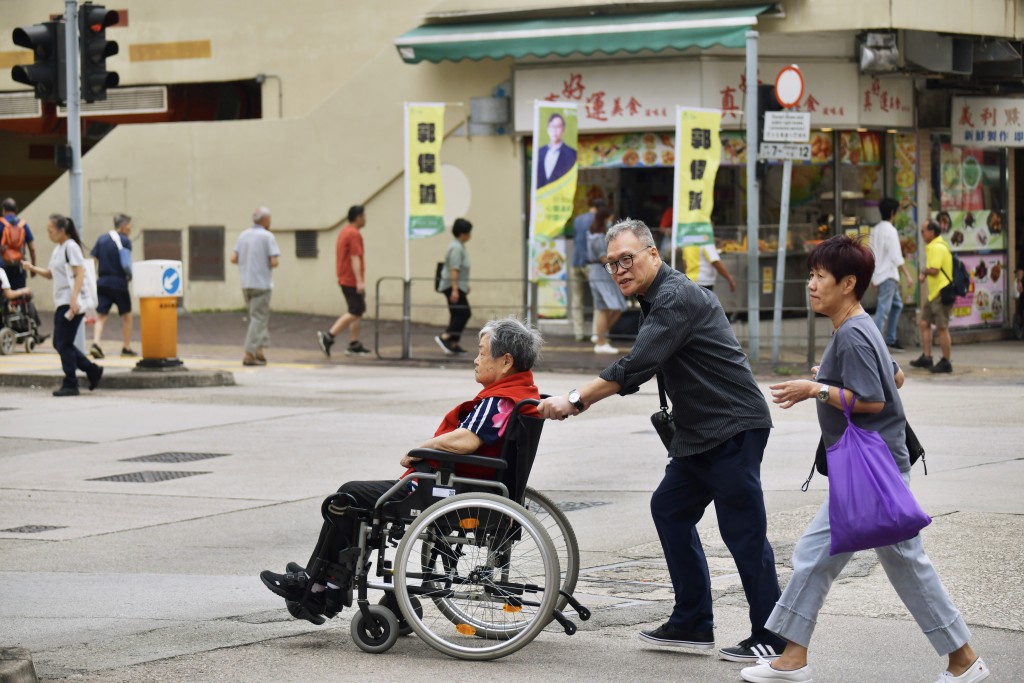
[
  {"left": 52, "top": 306, "right": 99, "bottom": 389},
  {"left": 305, "top": 479, "right": 394, "bottom": 580},
  {"left": 651, "top": 427, "right": 783, "bottom": 645},
  {"left": 2, "top": 264, "right": 26, "bottom": 290},
  {"left": 441, "top": 288, "right": 471, "bottom": 343}
]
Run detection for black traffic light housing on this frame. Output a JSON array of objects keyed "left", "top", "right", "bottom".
[
  {"left": 79, "top": 3, "right": 119, "bottom": 102},
  {"left": 11, "top": 21, "right": 67, "bottom": 104},
  {"left": 756, "top": 84, "right": 784, "bottom": 181}
]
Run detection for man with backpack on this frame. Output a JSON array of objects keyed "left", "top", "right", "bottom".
[
  {"left": 1, "top": 198, "right": 37, "bottom": 291},
  {"left": 911, "top": 219, "right": 954, "bottom": 373}
]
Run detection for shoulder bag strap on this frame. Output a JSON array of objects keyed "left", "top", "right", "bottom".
[
  {"left": 656, "top": 372, "right": 670, "bottom": 412},
  {"left": 108, "top": 230, "right": 124, "bottom": 250}
]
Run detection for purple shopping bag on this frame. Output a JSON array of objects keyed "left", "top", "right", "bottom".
[{"left": 826, "top": 392, "right": 931, "bottom": 555}]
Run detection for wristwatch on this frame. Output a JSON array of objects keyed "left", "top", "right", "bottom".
[
  {"left": 816, "top": 385, "right": 830, "bottom": 403},
  {"left": 568, "top": 389, "right": 585, "bottom": 412}
]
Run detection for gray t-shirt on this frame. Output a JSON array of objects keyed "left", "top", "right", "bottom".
[
  {"left": 439, "top": 239, "right": 469, "bottom": 292},
  {"left": 233, "top": 225, "right": 280, "bottom": 290},
  {"left": 816, "top": 313, "right": 910, "bottom": 472},
  {"left": 48, "top": 239, "right": 85, "bottom": 307}
]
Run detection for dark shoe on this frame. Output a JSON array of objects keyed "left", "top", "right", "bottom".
[
  {"left": 451, "top": 343, "right": 468, "bottom": 355},
  {"left": 242, "top": 353, "right": 260, "bottom": 366},
  {"left": 930, "top": 358, "right": 953, "bottom": 374},
  {"left": 52, "top": 386, "right": 80, "bottom": 397},
  {"left": 89, "top": 343, "right": 104, "bottom": 359},
  {"left": 886, "top": 341, "right": 905, "bottom": 352},
  {"left": 345, "top": 341, "right": 371, "bottom": 356},
  {"left": 639, "top": 623, "right": 714, "bottom": 649},
  {"left": 285, "top": 561, "right": 306, "bottom": 574},
  {"left": 719, "top": 636, "right": 783, "bottom": 662},
  {"left": 120, "top": 348, "right": 137, "bottom": 357},
  {"left": 87, "top": 366, "right": 103, "bottom": 391},
  {"left": 260, "top": 569, "right": 308, "bottom": 602},
  {"left": 286, "top": 599, "right": 326, "bottom": 626},
  {"left": 909, "top": 353, "right": 934, "bottom": 369},
  {"left": 434, "top": 335, "right": 456, "bottom": 356},
  {"left": 254, "top": 352, "right": 268, "bottom": 365},
  {"left": 316, "top": 330, "right": 334, "bottom": 357}
]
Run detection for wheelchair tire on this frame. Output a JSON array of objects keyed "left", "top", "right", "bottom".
[
  {"left": 0, "top": 328, "right": 14, "bottom": 355},
  {"left": 523, "top": 487, "right": 579, "bottom": 619},
  {"left": 24, "top": 338, "right": 35, "bottom": 353},
  {"left": 378, "top": 594, "right": 422, "bottom": 636},
  {"left": 394, "top": 492, "right": 559, "bottom": 660},
  {"left": 349, "top": 604, "right": 399, "bottom": 654}
]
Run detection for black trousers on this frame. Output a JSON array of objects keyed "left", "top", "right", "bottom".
[
  {"left": 304, "top": 479, "right": 396, "bottom": 580},
  {"left": 441, "top": 288, "right": 470, "bottom": 343},
  {"left": 52, "top": 306, "right": 99, "bottom": 389}
]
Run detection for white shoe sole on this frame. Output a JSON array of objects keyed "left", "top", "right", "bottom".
[{"left": 638, "top": 632, "right": 714, "bottom": 650}]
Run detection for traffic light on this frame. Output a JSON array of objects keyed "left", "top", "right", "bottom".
[
  {"left": 11, "top": 21, "right": 67, "bottom": 104},
  {"left": 79, "top": 3, "right": 119, "bottom": 102}
]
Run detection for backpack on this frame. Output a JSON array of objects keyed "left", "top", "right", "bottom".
[
  {"left": 0, "top": 217, "right": 26, "bottom": 265},
  {"left": 940, "top": 252, "right": 970, "bottom": 305}
]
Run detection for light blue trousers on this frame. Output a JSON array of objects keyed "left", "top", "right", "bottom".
[
  {"left": 766, "top": 474, "right": 971, "bottom": 655},
  {"left": 873, "top": 278, "right": 903, "bottom": 345}
]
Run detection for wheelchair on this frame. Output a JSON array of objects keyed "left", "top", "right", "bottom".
[
  {"left": 0, "top": 294, "right": 44, "bottom": 355},
  {"left": 298, "top": 398, "right": 588, "bottom": 660}
]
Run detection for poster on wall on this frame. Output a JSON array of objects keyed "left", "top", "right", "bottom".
[
  {"left": 404, "top": 103, "right": 446, "bottom": 240},
  {"left": 950, "top": 253, "right": 1007, "bottom": 328},
  {"left": 672, "top": 107, "right": 721, "bottom": 250},
  {"left": 529, "top": 102, "right": 579, "bottom": 319}
]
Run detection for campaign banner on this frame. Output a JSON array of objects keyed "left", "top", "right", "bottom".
[
  {"left": 673, "top": 108, "right": 721, "bottom": 250},
  {"left": 530, "top": 102, "right": 579, "bottom": 241},
  {"left": 405, "top": 103, "right": 446, "bottom": 239}
]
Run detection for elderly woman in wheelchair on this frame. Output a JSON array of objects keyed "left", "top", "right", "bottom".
[{"left": 260, "top": 315, "right": 587, "bottom": 659}]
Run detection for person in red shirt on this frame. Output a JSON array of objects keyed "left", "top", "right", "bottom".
[{"left": 317, "top": 205, "right": 371, "bottom": 356}]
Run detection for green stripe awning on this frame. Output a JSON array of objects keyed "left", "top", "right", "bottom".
[{"left": 395, "top": 6, "right": 771, "bottom": 64}]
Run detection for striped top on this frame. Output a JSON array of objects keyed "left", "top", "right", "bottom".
[
  {"left": 458, "top": 396, "right": 513, "bottom": 445},
  {"left": 599, "top": 264, "right": 772, "bottom": 457}
]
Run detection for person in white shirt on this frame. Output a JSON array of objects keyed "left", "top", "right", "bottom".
[
  {"left": 869, "top": 198, "right": 911, "bottom": 350},
  {"left": 685, "top": 242, "right": 737, "bottom": 293}
]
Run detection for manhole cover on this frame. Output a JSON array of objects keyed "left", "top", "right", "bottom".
[
  {"left": 1, "top": 525, "right": 66, "bottom": 533},
  {"left": 556, "top": 501, "right": 610, "bottom": 513},
  {"left": 121, "top": 452, "right": 229, "bottom": 464},
  {"left": 89, "top": 471, "right": 209, "bottom": 483}
]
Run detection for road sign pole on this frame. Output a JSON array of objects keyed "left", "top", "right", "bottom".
[
  {"left": 771, "top": 157, "right": 792, "bottom": 367},
  {"left": 65, "top": 0, "right": 87, "bottom": 355},
  {"left": 745, "top": 30, "right": 760, "bottom": 361}
]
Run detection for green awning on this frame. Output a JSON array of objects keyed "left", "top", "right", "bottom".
[{"left": 395, "top": 6, "right": 771, "bottom": 64}]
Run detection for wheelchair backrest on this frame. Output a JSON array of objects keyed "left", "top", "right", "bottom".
[{"left": 496, "top": 404, "right": 545, "bottom": 505}]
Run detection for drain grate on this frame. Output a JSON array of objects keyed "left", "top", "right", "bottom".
[
  {"left": 89, "top": 471, "right": 209, "bottom": 483},
  {"left": 1, "top": 525, "right": 66, "bottom": 533},
  {"left": 121, "top": 452, "right": 229, "bottom": 464},
  {"left": 556, "top": 501, "right": 611, "bottom": 513},
  {"left": 0, "top": 407, "right": 16, "bottom": 411}
]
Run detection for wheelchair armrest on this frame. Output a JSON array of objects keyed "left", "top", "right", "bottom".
[{"left": 406, "top": 448, "right": 508, "bottom": 471}]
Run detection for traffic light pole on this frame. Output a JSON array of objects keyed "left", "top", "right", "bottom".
[{"left": 64, "top": 0, "right": 86, "bottom": 353}]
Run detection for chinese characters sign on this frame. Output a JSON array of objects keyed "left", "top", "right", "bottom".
[
  {"left": 951, "top": 96, "right": 1024, "bottom": 147},
  {"left": 672, "top": 108, "right": 721, "bottom": 249},
  {"left": 405, "top": 103, "right": 446, "bottom": 239}
]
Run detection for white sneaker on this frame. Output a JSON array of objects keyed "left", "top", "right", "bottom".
[
  {"left": 594, "top": 343, "right": 619, "bottom": 354},
  {"left": 590, "top": 335, "right": 599, "bottom": 343},
  {"left": 933, "top": 658, "right": 990, "bottom": 683},
  {"left": 740, "top": 658, "right": 812, "bottom": 683}
]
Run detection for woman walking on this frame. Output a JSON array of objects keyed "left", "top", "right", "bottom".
[
  {"left": 747, "top": 235, "right": 988, "bottom": 683},
  {"left": 435, "top": 218, "right": 472, "bottom": 355},
  {"left": 588, "top": 206, "right": 627, "bottom": 354},
  {"left": 22, "top": 214, "right": 103, "bottom": 396}
]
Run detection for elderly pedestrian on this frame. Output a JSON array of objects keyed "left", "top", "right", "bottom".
[{"left": 231, "top": 206, "right": 280, "bottom": 366}]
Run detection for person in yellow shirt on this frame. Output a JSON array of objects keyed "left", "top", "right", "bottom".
[{"left": 910, "top": 220, "right": 953, "bottom": 373}]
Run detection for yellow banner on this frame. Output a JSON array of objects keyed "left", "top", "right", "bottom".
[
  {"left": 405, "top": 103, "right": 445, "bottom": 239},
  {"left": 673, "top": 108, "right": 721, "bottom": 249},
  {"left": 530, "top": 103, "right": 579, "bottom": 241}
]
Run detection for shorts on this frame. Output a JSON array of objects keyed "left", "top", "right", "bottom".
[
  {"left": 341, "top": 285, "right": 366, "bottom": 316},
  {"left": 918, "top": 296, "right": 950, "bottom": 329},
  {"left": 96, "top": 286, "right": 132, "bottom": 315}
]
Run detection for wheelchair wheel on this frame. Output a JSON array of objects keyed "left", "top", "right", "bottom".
[
  {"left": 378, "top": 593, "right": 422, "bottom": 636},
  {"left": 350, "top": 604, "right": 400, "bottom": 654},
  {"left": 522, "top": 487, "right": 579, "bottom": 617},
  {"left": 24, "top": 338, "right": 35, "bottom": 353},
  {"left": 0, "top": 328, "right": 14, "bottom": 355},
  {"left": 394, "top": 492, "right": 559, "bottom": 660}
]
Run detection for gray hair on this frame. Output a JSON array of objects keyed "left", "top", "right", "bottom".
[
  {"left": 113, "top": 213, "right": 131, "bottom": 229},
  {"left": 479, "top": 315, "right": 543, "bottom": 372},
  {"left": 606, "top": 217, "right": 656, "bottom": 248},
  {"left": 252, "top": 206, "right": 271, "bottom": 223}
]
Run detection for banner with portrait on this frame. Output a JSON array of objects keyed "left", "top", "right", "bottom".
[
  {"left": 405, "top": 102, "right": 446, "bottom": 240},
  {"left": 672, "top": 107, "right": 722, "bottom": 252}
]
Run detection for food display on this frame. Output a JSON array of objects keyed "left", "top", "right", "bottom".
[{"left": 536, "top": 247, "right": 565, "bottom": 277}]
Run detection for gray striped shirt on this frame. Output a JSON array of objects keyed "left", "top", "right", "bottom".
[{"left": 599, "top": 264, "right": 772, "bottom": 457}]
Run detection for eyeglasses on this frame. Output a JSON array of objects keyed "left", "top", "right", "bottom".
[{"left": 603, "top": 246, "right": 654, "bottom": 274}]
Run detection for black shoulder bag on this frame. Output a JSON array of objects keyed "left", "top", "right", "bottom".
[
  {"left": 803, "top": 421, "right": 927, "bottom": 491},
  {"left": 650, "top": 372, "right": 675, "bottom": 453}
]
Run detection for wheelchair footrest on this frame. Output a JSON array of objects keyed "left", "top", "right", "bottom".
[
  {"left": 551, "top": 609, "right": 577, "bottom": 636},
  {"left": 560, "top": 591, "right": 591, "bottom": 621}
]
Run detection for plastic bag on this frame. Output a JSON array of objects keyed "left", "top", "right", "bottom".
[{"left": 827, "top": 392, "right": 931, "bottom": 555}]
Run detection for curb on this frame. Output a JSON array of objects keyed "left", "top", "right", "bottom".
[
  {"left": 0, "top": 368, "right": 236, "bottom": 390},
  {"left": 0, "top": 648, "right": 37, "bottom": 683}
]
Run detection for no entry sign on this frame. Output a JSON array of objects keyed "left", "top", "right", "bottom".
[{"left": 774, "top": 64, "right": 804, "bottom": 109}]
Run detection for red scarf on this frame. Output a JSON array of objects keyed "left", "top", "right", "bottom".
[{"left": 408, "top": 371, "right": 540, "bottom": 478}]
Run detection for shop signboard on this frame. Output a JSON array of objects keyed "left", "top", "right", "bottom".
[
  {"left": 763, "top": 111, "right": 811, "bottom": 143},
  {"left": 951, "top": 96, "right": 1024, "bottom": 147},
  {"left": 404, "top": 102, "right": 446, "bottom": 240},
  {"left": 672, "top": 107, "right": 721, "bottom": 252},
  {"left": 949, "top": 253, "right": 1007, "bottom": 328},
  {"left": 529, "top": 101, "right": 579, "bottom": 318}
]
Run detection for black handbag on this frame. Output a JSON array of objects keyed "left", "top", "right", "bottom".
[
  {"left": 650, "top": 372, "right": 675, "bottom": 453},
  {"left": 803, "top": 420, "right": 926, "bottom": 491}
]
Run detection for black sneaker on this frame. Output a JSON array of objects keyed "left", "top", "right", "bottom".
[
  {"left": 434, "top": 335, "right": 456, "bottom": 356},
  {"left": 316, "top": 330, "right": 333, "bottom": 357},
  {"left": 886, "top": 341, "right": 905, "bottom": 352},
  {"left": 345, "top": 341, "right": 371, "bottom": 356},
  {"left": 930, "top": 358, "right": 953, "bottom": 374},
  {"left": 909, "top": 353, "right": 934, "bottom": 369},
  {"left": 450, "top": 344, "right": 468, "bottom": 355},
  {"left": 719, "top": 636, "right": 783, "bottom": 662},
  {"left": 120, "top": 348, "right": 137, "bottom": 357},
  {"left": 52, "top": 386, "right": 80, "bottom": 397},
  {"left": 639, "top": 623, "right": 714, "bottom": 650},
  {"left": 90, "top": 343, "right": 104, "bottom": 359},
  {"left": 87, "top": 366, "right": 104, "bottom": 391},
  {"left": 260, "top": 569, "right": 308, "bottom": 602}
]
